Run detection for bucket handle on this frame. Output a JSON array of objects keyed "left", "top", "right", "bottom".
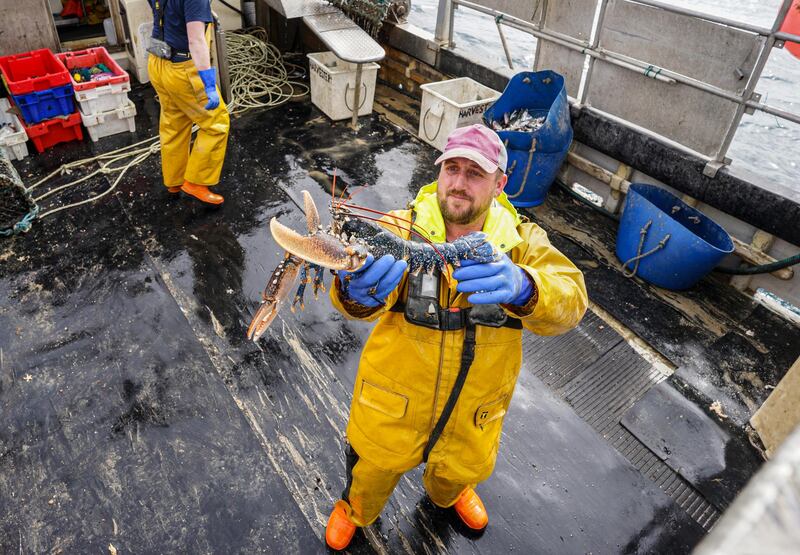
[
  {"left": 422, "top": 101, "right": 445, "bottom": 142},
  {"left": 622, "top": 220, "right": 671, "bottom": 279},
  {"left": 505, "top": 139, "right": 536, "bottom": 200},
  {"left": 344, "top": 83, "right": 368, "bottom": 111}
]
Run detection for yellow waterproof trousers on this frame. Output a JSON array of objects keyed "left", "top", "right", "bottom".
[
  {"left": 340, "top": 446, "right": 474, "bottom": 526},
  {"left": 147, "top": 55, "right": 230, "bottom": 187}
]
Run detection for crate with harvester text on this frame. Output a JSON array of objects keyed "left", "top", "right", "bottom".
[{"left": 418, "top": 77, "right": 501, "bottom": 152}]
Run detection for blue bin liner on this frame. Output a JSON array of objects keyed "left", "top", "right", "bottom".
[
  {"left": 483, "top": 70, "right": 572, "bottom": 207},
  {"left": 616, "top": 183, "right": 734, "bottom": 290},
  {"left": 13, "top": 84, "right": 75, "bottom": 125}
]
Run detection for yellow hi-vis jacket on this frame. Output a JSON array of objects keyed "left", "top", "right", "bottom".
[{"left": 330, "top": 182, "right": 588, "bottom": 483}]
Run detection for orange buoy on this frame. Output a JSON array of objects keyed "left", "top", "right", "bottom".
[{"left": 781, "top": 0, "right": 800, "bottom": 59}]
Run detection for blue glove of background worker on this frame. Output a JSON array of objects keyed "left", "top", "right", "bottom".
[
  {"left": 454, "top": 254, "right": 533, "bottom": 306},
  {"left": 338, "top": 254, "right": 408, "bottom": 307},
  {"left": 198, "top": 68, "right": 220, "bottom": 110}
]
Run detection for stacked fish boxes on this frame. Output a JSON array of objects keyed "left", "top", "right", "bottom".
[
  {"left": 0, "top": 49, "right": 83, "bottom": 152},
  {"left": 57, "top": 47, "right": 136, "bottom": 142},
  {"left": 0, "top": 98, "right": 29, "bottom": 160}
]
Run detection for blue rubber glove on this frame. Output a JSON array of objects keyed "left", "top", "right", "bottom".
[
  {"left": 453, "top": 255, "right": 533, "bottom": 306},
  {"left": 198, "top": 68, "right": 220, "bottom": 110},
  {"left": 337, "top": 254, "right": 408, "bottom": 307}
]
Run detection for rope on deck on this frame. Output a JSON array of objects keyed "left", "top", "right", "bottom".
[{"left": 5, "top": 27, "right": 306, "bottom": 237}]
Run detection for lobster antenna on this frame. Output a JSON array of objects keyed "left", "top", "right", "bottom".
[
  {"left": 338, "top": 201, "right": 431, "bottom": 243},
  {"left": 345, "top": 211, "right": 451, "bottom": 280},
  {"left": 340, "top": 184, "right": 367, "bottom": 207},
  {"left": 331, "top": 169, "right": 337, "bottom": 206},
  {"left": 338, "top": 201, "right": 416, "bottom": 230}
]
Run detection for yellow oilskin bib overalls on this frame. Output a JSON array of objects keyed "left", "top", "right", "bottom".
[
  {"left": 329, "top": 182, "right": 589, "bottom": 526},
  {"left": 147, "top": 39, "right": 229, "bottom": 188}
]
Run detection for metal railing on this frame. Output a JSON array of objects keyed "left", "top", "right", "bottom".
[{"left": 434, "top": 0, "right": 800, "bottom": 176}]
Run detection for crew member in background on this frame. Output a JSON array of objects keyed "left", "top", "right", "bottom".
[
  {"left": 147, "top": 0, "right": 229, "bottom": 205},
  {"left": 324, "top": 124, "right": 588, "bottom": 550}
]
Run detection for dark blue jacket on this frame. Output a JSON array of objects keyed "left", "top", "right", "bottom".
[{"left": 150, "top": 0, "right": 213, "bottom": 53}]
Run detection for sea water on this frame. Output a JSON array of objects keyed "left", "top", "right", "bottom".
[{"left": 409, "top": 0, "right": 800, "bottom": 190}]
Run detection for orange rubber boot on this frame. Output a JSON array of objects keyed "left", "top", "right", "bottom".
[
  {"left": 453, "top": 488, "right": 488, "bottom": 530},
  {"left": 180, "top": 181, "right": 224, "bottom": 204},
  {"left": 167, "top": 186, "right": 182, "bottom": 193},
  {"left": 326, "top": 502, "right": 356, "bottom": 551}
]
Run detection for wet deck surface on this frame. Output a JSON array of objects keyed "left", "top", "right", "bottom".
[{"left": 2, "top": 82, "right": 794, "bottom": 553}]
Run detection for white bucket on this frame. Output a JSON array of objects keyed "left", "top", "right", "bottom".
[
  {"left": 127, "top": 22, "right": 153, "bottom": 84},
  {"left": 307, "top": 52, "right": 380, "bottom": 121},
  {"left": 418, "top": 77, "right": 501, "bottom": 151},
  {"left": 104, "top": 17, "right": 118, "bottom": 46}
]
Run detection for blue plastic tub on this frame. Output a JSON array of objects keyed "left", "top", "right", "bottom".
[
  {"left": 616, "top": 184, "right": 734, "bottom": 290},
  {"left": 12, "top": 84, "right": 75, "bottom": 125},
  {"left": 483, "top": 70, "right": 572, "bottom": 207}
]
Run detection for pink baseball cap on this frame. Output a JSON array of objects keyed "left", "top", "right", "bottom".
[{"left": 435, "top": 124, "right": 508, "bottom": 173}]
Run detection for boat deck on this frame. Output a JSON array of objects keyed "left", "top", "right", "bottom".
[{"left": 1, "top": 82, "right": 798, "bottom": 553}]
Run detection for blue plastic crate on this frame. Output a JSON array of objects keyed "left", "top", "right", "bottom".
[{"left": 12, "top": 84, "right": 75, "bottom": 124}]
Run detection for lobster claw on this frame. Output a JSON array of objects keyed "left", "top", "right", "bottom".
[
  {"left": 270, "top": 218, "right": 368, "bottom": 272},
  {"left": 246, "top": 299, "right": 281, "bottom": 342},
  {"left": 246, "top": 253, "right": 303, "bottom": 341}
]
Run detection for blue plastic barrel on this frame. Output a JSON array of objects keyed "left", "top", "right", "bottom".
[
  {"left": 483, "top": 71, "right": 572, "bottom": 207},
  {"left": 616, "top": 184, "right": 734, "bottom": 290}
]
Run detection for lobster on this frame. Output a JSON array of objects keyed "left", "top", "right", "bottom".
[{"left": 246, "top": 186, "right": 500, "bottom": 341}]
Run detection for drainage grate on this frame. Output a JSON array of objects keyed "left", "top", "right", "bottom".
[{"left": 521, "top": 313, "right": 721, "bottom": 531}]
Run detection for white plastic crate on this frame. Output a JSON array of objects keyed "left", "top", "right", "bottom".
[
  {"left": 0, "top": 98, "right": 29, "bottom": 161},
  {"left": 307, "top": 52, "right": 379, "bottom": 121},
  {"left": 75, "top": 80, "right": 132, "bottom": 114},
  {"left": 79, "top": 100, "right": 137, "bottom": 142},
  {"left": 418, "top": 77, "right": 501, "bottom": 152}
]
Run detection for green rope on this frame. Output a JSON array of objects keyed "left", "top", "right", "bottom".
[{"left": 0, "top": 200, "right": 39, "bottom": 237}]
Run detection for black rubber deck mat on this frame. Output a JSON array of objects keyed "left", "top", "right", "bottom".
[{"left": 621, "top": 382, "right": 763, "bottom": 510}]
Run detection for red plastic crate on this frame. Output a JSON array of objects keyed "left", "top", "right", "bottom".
[
  {"left": 0, "top": 49, "right": 71, "bottom": 96},
  {"left": 56, "top": 47, "right": 129, "bottom": 92},
  {"left": 23, "top": 112, "right": 84, "bottom": 153}
]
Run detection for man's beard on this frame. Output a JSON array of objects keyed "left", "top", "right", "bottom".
[{"left": 438, "top": 191, "right": 493, "bottom": 225}]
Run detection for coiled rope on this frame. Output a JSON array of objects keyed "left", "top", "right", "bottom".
[
  {"left": 8, "top": 27, "right": 306, "bottom": 230},
  {"left": 224, "top": 28, "right": 308, "bottom": 113}
]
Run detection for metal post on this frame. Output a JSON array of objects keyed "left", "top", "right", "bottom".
[
  {"left": 350, "top": 63, "right": 364, "bottom": 131},
  {"left": 495, "top": 18, "right": 514, "bottom": 69},
  {"left": 435, "top": 0, "right": 455, "bottom": 46},
  {"left": 107, "top": 0, "right": 126, "bottom": 48},
  {"left": 448, "top": 2, "right": 456, "bottom": 47},
  {"left": 705, "top": 0, "right": 796, "bottom": 176},
  {"left": 531, "top": 0, "right": 547, "bottom": 70},
  {"left": 577, "top": 0, "right": 609, "bottom": 106},
  {"left": 214, "top": 22, "right": 232, "bottom": 105}
]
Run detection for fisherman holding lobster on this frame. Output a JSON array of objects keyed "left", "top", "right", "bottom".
[{"left": 325, "top": 124, "right": 588, "bottom": 550}]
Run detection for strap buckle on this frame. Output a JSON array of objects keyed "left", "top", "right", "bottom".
[{"left": 439, "top": 307, "right": 467, "bottom": 331}]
